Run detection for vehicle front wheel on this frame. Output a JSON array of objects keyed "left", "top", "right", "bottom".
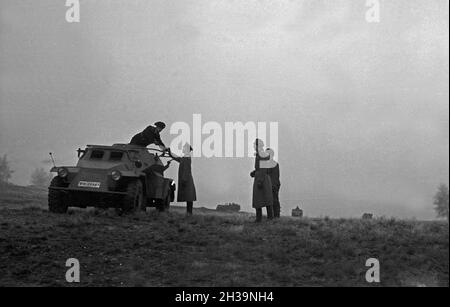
[
  {"left": 48, "top": 176, "right": 68, "bottom": 213},
  {"left": 119, "top": 180, "right": 144, "bottom": 215}
]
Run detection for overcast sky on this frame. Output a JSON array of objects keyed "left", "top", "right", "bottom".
[{"left": 1, "top": 0, "right": 448, "bottom": 219}]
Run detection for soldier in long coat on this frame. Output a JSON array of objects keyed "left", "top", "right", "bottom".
[
  {"left": 169, "top": 143, "right": 197, "bottom": 215},
  {"left": 250, "top": 139, "right": 273, "bottom": 222},
  {"left": 261, "top": 148, "right": 281, "bottom": 218}
]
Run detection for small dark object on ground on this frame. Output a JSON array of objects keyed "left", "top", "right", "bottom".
[
  {"left": 292, "top": 206, "right": 303, "bottom": 217},
  {"left": 362, "top": 213, "right": 374, "bottom": 220},
  {"left": 216, "top": 203, "right": 241, "bottom": 213}
]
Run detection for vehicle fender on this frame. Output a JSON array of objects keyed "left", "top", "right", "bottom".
[
  {"left": 50, "top": 166, "right": 80, "bottom": 173},
  {"left": 120, "top": 171, "right": 140, "bottom": 177}
]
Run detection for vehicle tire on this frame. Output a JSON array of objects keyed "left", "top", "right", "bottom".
[
  {"left": 164, "top": 194, "right": 171, "bottom": 211},
  {"left": 48, "top": 176, "right": 68, "bottom": 214},
  {"left": 156, "top": 194, "right": 171, "bottom": 212},
  {"left": 120, "top": 180, "right": 144, "bottom": 215}
]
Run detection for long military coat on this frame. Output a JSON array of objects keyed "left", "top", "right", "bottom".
[
  {"left": 173, "top": 156, "right": 197, "bottom": 202},
  {"left": 252, "top": 169, "right": 273, "bottom": 209}
]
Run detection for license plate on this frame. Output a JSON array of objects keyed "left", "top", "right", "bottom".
[{"left": 78, "top": 181, "right": 101, "bottom": 188}]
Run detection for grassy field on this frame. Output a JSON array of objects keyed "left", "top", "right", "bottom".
[{"left": 0, "top": 185, "right": 448, "bottom": 287}]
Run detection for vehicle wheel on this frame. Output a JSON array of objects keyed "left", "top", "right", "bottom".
[
  {"left": 48, "top": 176, "right": 68, "bottom": 213},
  {"left": 164, "top": 194, "right": 171, "bottom": 211},
  {"left": 120, "top": 180, "right": 144, "bottom": 215},
  {"left": 156, "top": 195, "right": 171, "bottom": 212}
]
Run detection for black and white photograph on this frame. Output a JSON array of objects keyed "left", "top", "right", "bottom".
[{"left": 0, "top": 0, "right": 448, "bottom": 293}]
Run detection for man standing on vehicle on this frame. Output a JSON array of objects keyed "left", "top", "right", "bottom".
[{"left": 129, "top": 121, "right": 168, "bottom": 151}]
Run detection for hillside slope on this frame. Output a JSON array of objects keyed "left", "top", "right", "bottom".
[
  {"left": 0, "top": 184, "right": 47, "bottom": 208},
  {"left": 0, "top": 205, "right": 448, "bottom": 287}
]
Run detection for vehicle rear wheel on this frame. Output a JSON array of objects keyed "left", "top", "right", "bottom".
[
  {"left": 119, "top": 180, "right": 144, "bottom": 215},
  {"left": 156, "top": 194, "right": 171, "bottom": 212},
  {"left": 164, "top": 194, "right": 171, "bottom": 211},
  {"left": 48, "top": 176, "right": 68, "bottom": 213}
]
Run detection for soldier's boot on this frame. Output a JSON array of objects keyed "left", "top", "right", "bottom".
[
  {"left": 267, "top": 206, "right": 274, "bottom": 220},
  {"left": 272, "top": 190, "right": 281, "bottom": 218},
  {"left": 273, "top": 201, "right": 281, "bottom": 218},
  {"left": 255, "top": 208, "right": 262, "bottom": 223},
  {"left": 186, "top": 201, "right": 193, "bottom": 216}
]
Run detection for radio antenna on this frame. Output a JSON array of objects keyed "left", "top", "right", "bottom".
[{"left": 49, "top": 152, "right": 56, "bottom": 168}]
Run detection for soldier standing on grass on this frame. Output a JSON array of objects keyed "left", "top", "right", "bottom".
[
  {"left": 261, "top": 148, "right": 281, "bottom": 218},
  {"left": 169, "top": 143, "right": 197, "bottom": 216},
  {"left": 250, "top": 139, "right": 274, "bottom": 222}
]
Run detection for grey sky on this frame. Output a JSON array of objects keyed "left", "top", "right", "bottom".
[{"left": 1, "top": 0, "right": 448, "bottom": 219}]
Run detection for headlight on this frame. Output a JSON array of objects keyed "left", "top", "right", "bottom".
[
  {"left": 57, "top": 167, "right": 68, "bottom": 178},
  {"left": 111, "top": 170, "right": 122, "bottom": 181}
]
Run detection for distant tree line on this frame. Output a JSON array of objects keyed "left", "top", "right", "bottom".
[
  {"left": 0, "top": 155, "right": 13, "bottom": 186},
  {"left": 0, "top": 154, "right": 52, "bottom": 188},
  {"left": 30, "top": 168, "right": 52, "bottom": 187},
  {"left": 433, "top": 183, "right": 449, "bottom": 221}
]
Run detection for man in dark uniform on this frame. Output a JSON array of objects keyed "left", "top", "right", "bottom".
[
  {"left": 265, "top": 148, "right": 281, "bottom": 218},
  {"left": 129, "top": 122, "right": 167, "bottom": 151},
  {"left": 168, "top": 144, "right": 197, "bottom": 216},
  {"left": 250, "top": 139, "right": 274, "bottom": 222},
  {"left": 129, "top": 122, "right": 169, "bottom": 203}
]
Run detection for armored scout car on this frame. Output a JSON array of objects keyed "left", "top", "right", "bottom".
[{"left": 48, "top": 144, "right": 175, "bottom": 214}]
